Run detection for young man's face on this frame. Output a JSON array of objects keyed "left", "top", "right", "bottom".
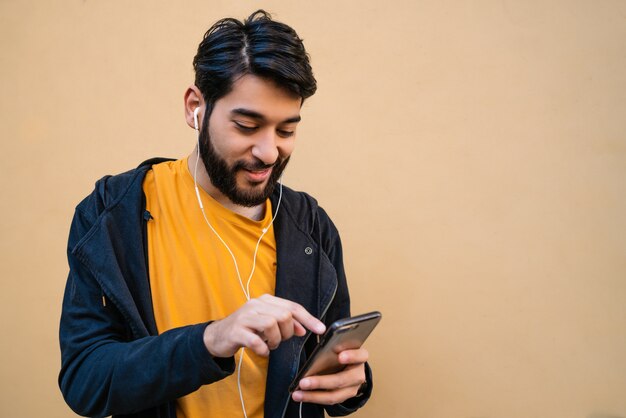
[{"left": 199, "top": 74, "right": 302, "bottom": 207}]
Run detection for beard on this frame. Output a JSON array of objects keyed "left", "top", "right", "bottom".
[{"left": 198, "top": 126, "right": 289, "bottom": 207}]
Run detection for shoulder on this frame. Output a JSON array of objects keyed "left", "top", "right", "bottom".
[
  {"left": 274, "top": 184, "right": 339, "bottom": 240},
  {"left": 69, "top": 158, "right": 174, "bottom": 246},
  {"left": 75, "top": 158, "right": 174, "bottom": 216}
]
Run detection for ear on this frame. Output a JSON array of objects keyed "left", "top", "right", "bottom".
[{"left": 184, "top": 85, "right": 205, "bottom": 130}]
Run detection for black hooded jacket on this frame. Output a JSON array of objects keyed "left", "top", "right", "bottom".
[{"left": 59, "top": 158, "right": 372, "bottom": 418}]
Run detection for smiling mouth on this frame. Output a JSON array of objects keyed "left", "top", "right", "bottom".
[{"left": 243, "top": 167, "right": 272, "bottom": 183}]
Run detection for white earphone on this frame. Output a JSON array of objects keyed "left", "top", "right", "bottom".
[{"left": 193, "top": 107, "right": 200, "bottom": 131}]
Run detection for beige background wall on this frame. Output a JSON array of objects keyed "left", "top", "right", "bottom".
[{"left": 1, "top": 1, "right": 625, "bottom": 417}]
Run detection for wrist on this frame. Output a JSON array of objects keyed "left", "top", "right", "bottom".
[{"left": 203, "top": 321, "right": 220, "bottom": 357}]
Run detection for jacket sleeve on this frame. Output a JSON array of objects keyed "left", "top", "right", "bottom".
[
  {"left": 315, "top": 207, "right": 373, "bottom": 416},
  {"left": 59, "top": 205, "right": 235, "bottom": 417}
]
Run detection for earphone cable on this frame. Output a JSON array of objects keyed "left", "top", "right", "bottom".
[{"left": 193, "top": 129, "right": 283, "bottom": 418}]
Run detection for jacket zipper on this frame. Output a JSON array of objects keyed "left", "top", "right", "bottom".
[{"left": 279, "top": 279, "right": 338, "bottom": 418}]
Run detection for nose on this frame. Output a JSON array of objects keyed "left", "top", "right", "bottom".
[{"left": 251, "top": 130, "right": 279, "bottom": 165}]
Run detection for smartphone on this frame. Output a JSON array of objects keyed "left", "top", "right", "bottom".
[{"left": 288, "top": 311, "right": 382, "bottom": 393}]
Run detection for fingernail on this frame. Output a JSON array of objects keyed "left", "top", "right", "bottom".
[
  {"left": 292, "top": 391, "right": 303, "bottom": 401},
  {"left": 316, "top": 323, "right": 326, "bottom": 333},
  {"left": 300, "top": 379, "right": 310, "bottom": 389}
]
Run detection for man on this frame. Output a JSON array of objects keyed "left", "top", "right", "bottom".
[{"left": 59, "top": 10, "right": 372, "bottom": 418}]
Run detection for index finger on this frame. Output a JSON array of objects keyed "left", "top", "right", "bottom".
[{"left": 260, "top": 294, "right": 326, "bottom": 335}]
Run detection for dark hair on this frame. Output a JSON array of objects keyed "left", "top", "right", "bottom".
[{"left": 193, "top": 10, "right": 317, "bottom": 115}]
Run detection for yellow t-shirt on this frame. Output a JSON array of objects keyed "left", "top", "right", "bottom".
[{"left": 143, "top": 158, "right": 276, "bottom": 418}]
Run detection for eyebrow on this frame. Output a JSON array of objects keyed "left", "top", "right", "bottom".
[{"left": 231, "top": 108, "right": 301, "bottom": 124}]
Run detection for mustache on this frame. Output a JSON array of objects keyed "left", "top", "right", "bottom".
[{"left": 233, "top": 158, "right": 283, "bottom": 172}]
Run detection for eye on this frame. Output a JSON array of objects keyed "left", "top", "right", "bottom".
[
  {"left": 277, "top": 129, "right": 295, "bottom": 138},
  {"left": 234, "top": 121, "right": 258, "bottom": 132}
]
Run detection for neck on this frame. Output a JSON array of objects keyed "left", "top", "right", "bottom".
[{"left": 188, "top": 149, "right": 266, "bottom": 221}]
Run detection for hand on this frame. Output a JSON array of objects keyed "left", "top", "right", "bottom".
[
  {"left": 203, "top": 294, "right": 326, "bottom": 358},
  {"left": 291, "top": 348, "right": 368, "bottom": 405}
]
